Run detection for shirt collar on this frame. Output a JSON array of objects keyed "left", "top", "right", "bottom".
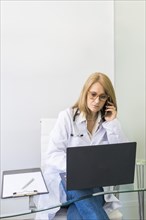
[{"left": 75, "top": 109, "right": 102, "bottom": 124}]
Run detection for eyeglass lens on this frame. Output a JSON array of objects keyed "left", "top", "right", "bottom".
[{"left": 88, "top": 91, "right": 108, "bottom": 101}]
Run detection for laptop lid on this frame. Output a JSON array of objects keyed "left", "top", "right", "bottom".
[{"left": 66, "top": 142, "right": 137, "bottom": 190}]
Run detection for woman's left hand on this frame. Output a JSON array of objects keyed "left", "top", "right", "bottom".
[{"left": 104, "top": 101, "right": 117, "bottom": 121}]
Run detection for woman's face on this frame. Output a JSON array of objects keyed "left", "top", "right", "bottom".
[{"left": 87, "top": 82, "right": 108, "bottom": 114}]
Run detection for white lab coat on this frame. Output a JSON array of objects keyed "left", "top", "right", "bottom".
[{"left": 35, "top": 108, "right": 128, "bottom": 220}]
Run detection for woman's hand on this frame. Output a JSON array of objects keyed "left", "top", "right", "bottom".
[{"left": 104, "top": 101, "right": 117, "bottom": 121}]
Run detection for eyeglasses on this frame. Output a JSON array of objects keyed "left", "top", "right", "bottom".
[{"left": 88, "top": 91, "right": 108, "bottom": 102}]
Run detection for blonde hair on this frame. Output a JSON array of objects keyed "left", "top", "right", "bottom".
[{"left": 72, "top": 72, "right": 117, "bottom": 116}]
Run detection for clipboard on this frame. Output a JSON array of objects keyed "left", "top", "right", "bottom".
[{"left": 1, "top": 168, "right": 49, "bottom": 198}]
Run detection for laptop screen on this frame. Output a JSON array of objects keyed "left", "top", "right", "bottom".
[{"left": 66, "top": 142, "right": 137, "bottom": 190}]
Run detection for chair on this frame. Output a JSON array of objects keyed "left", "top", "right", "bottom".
[{"left": 40, "top": 118, "right": 123, "bottom": 220}]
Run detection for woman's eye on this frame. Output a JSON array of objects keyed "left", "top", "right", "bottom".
[
  {"left": 100, "top": 95, "right": 106, "bottom": 99},
  {"left": 91, "top": 93, "right": 97, "bottom": 97}
]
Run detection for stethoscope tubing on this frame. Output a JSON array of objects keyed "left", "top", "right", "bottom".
[{"left": 71, "top": 108, "right": 84, "bottom": 137}]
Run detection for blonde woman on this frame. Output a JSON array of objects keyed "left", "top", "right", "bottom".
[{"left": 37, "top": 72, "right": 127, "bottom": 220}]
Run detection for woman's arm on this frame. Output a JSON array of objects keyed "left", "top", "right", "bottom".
[{"left": 102, "top": 118, "right": 128, "bottom": 144}]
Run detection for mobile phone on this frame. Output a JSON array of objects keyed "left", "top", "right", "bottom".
[{"left": 101, "top": 97, "right": 112, "bottom": 119}]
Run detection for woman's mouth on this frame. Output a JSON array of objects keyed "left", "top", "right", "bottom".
[{"left": 92, "top": 105, "right": 100, "bottom": 109}]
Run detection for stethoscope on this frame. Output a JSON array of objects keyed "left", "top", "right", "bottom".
[
  {"left": 70, "top": 108, "right": 103, "bottom": 138},
  {"left": 70, "top": 108, "right": 84, "bottom": 137}
]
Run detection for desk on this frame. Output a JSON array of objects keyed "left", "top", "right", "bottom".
[{"left": 0, "top": 162, "right": 145, "bottom": 220}]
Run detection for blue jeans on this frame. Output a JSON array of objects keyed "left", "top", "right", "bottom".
[{"left": 66, "top": 187, "right": 110, "bottom": 220}]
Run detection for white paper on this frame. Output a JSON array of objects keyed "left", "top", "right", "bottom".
[{"left": 2, "top": 170, "right": 48, "bottom": 198}]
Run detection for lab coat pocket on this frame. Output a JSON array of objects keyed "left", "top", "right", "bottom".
[{"left": 69, "top": 134, "right": 90, "bottom": 147}]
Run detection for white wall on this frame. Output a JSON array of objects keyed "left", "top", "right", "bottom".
[
  {"left": 1, "top": 1, "right": 114, "bottom": 172},
  {"left": 114, "top": 0, "right": 145, "bottom": 160},
  {"left": 1, "top": 1, "right": 114, "bottom": 216},
  {"left": 114, "top": 1, "right": 145, "bottom": 219}
]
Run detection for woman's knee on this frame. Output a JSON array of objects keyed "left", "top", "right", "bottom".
[{"left": 67, "top": 188, "right": 95, "bottom": 200}]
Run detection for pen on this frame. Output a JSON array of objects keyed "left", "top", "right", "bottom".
[{"left": 21, "top": 178, "right": 35, "bottom": 190}]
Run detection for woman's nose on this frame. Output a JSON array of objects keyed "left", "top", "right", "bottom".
[{"left": 94, "top": 96, "right": 100, "bottom": 103}]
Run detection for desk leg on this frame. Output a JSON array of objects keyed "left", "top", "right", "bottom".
[
  {"left": 29, "top": 196, "right": 37, "bottom": 211},
  {"left": 138, "top": 191, "right": 144, "bottom": 220},
  {"left": 136, "top": 163, "right": 145, "bottom": 220}
]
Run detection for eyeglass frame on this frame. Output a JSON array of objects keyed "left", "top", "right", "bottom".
[{"left": 88, "top": 91, "right": 109, "bottom": 102}]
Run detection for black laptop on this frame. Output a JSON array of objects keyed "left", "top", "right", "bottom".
[{"left": 60, "top": 142, "right": 136, "bottom": 190}]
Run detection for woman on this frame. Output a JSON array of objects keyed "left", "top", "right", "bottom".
[{"left": 36, "top": 72, "right": 127, "bottom": 219}]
